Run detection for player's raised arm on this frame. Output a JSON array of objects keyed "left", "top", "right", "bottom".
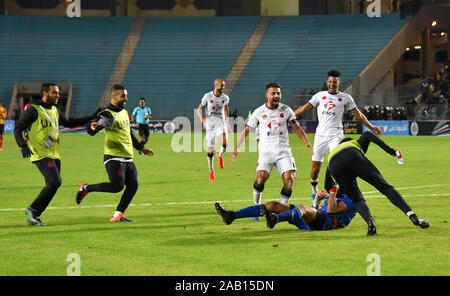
[
  {"left": 232, "top": 125, "right": 250, "bottom": 162},
  {"left": 351, "top": 107, "right": 382, "bottom": 136},
  {"left": 292, "top": 122, "right": 313, "bottom": 154},
  {"left": 294, "top": 102, "right": 313, "bottom": 118}
]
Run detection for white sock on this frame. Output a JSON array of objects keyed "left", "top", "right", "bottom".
[
  {"left": 280, "top": 196, "right": 290, "bottom": 204},
  {"left": 113, "top": 211, "right": 122, "bottom": 218},
  {"left": 219, "top": 145, "right": 226, "bottom": 157},
  {"left": 406, "top": 211, "right": 415, "bottom": 217},
  {"left": 207, "top": 154, "right": 214, "bottom": 172},
  {"left": 253, "top": 190, "right": 262, "bottom": 205},
  {"left": 311, "top": 179, "right": 319, "bottom": 194}
]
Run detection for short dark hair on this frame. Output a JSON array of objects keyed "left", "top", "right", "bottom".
[
  {"left": 110, "top": 84, "right": 126, "bottom": 93},
  {"left": 41, "top": 82, "right": 57, "bottom": 96},
  {"left": 139, "top": 97, "right": 146, "bottom": 102},
  {"left": 328, "top": 70, "right": 341, "bottom": 78},
  {"left": 266, "top": 82, "right": 281, "bottom": 90}
]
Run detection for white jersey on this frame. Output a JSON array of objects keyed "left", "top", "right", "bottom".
[
  {"left": 201, "top": 91, "right": 230, "bottom": 121},
  {"left": 247, "top": 103, "right": 297, "bottom": 163},
  {"left": 309, "top": 91, "right": 356, "bottom": 137}
]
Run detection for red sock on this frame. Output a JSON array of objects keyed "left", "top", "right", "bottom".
[{"left": 0, "top": 135, "right": 3, "bottom": 149}]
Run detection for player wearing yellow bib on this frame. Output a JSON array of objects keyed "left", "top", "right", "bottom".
[
  {"left": 13, "top": 82, "right": 98, "bottom": 226},
  {"left": 0, "top": 99, "right": 7, "bottom": 151},
  {"left": 324, "top": 131, "right": 430, "bottom": 235},
  {"left": 75, "top": 84, "right": 154, "bottom": 222}
]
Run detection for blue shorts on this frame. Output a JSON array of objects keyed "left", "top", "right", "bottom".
[{"left": 288, "top": 207, "right": 336, "bottom": 231}]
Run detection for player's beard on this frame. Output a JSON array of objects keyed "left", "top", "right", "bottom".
[
  {"left": 272, "top": 97, "right": 280, "bottom": 107},
  {"left": 118, "top": 100, "right": 127, "bottom": 109}
]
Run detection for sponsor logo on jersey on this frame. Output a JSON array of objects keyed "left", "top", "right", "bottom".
[
  {"left": 324, "top": 101, "right": 336, "bottom": 111},
  {"left": 267, "top": 120, "right": 283, "bottom": 136}
]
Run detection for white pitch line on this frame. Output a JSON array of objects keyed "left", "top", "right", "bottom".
[
  {"left": 362, "top": 183, "right": 450, "bottom": 194},
  {"left": 0, "top": 185, "right": 449, "bottom": 212}
]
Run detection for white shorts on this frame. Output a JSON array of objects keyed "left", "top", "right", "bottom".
[
  {"left": 312, "top": 134, "right": 344, "bottom": 162},
  {"left": 205, "top": 117, "right": 227, "bottom": 148},
  {"left": 257, "top": 156, "right": 297, "bottom": 177}
]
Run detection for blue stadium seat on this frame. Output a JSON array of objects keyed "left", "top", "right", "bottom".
[
  {"left": 0, "top": 15, "right": 133, "bottom": 117},
  {"left": 122, "top": 16, "right": 260, "bottom": 119},
  {"left": 231, "top": 13, "right": 409, "bottom": 114}
]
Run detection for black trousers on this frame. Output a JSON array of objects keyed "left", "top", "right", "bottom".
[
  {"left": 30, "top": 158, "right": 62, "bottom": 216},
  {"left": 327, "top": 148, "right": 412, "bottom": 219},
  {"left": 86, "top": 158, "right": 139, "bottom": 213},
  {"left": 138, "top": 124, "right": 150, "bottom": 139}
]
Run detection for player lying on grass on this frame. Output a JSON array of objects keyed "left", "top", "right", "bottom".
[
  {"left": 325, "top": 131, "right": 430, "bottom": 235},
  {"left": 215, "top": 186, "right": 357, "bottom": 231}
]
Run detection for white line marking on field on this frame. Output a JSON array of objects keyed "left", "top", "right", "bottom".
[
  {"left": 362, "top": 184, "right": 450, "bottom": 194},
  {"left": 0, "top": 183, "right": 449, "bottom": 212}
]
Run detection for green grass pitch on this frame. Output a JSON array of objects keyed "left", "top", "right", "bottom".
[{"left": 0, "top": 132, "right": 449, "bottom": 276}]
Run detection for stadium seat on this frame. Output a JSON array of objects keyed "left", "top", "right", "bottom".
[{"left": 0, "top": 15, "right": 133, "bottom": 117}]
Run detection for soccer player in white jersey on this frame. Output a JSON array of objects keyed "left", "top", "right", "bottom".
[
  {"left": 233, "top": 82, "right": 314, "bottom": 206},
  {"left": 196, "top": 78, "right": 230, "bottom": 181},
  {"left": 294, "top": 70, "right": 382, "bottom": 205}
]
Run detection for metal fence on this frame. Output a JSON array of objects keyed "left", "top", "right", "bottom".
[{"left": 290, "top": 80, "right": 450, "bottom": 121}]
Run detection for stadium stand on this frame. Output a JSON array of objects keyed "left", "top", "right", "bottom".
[
  {"left": 230, "top": 13, "right": 410, "bottom": 115},
  {"left": 0, "top": 15, "right": 133, "bottom": 117},
  {"left": 0, "top": 13, "right": 417, "bottom": 120},
  {"left": 121, "top": 16, "right": 260, "bottom": 119}
]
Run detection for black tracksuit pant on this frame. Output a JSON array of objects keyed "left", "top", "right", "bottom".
[
  {"left": 326, "top": 147, "right": 412, "bottom": 224},
  {"left": 30, "top": 158, "right": 62, "bottom": 216},
  {"left": 85, "top": 155, "right": 139, "bottom": 213}
]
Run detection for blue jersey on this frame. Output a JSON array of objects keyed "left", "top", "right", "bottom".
[
  {"left": 132, "top": 106, "right": 152, "bottom": 124},
  {"left": 318, "top": 193, "right": 357, "bottom": 228},
  {"left": 288, "top": 193, "right": 356, "bottom": 231}
]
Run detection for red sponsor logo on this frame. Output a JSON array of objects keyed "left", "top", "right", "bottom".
[
  {"left": 210, "top": 100, "right": 214, "bottom": 103},
  {"left": 48, "top": 161, "right": 54, "bottom": 168},
  {"left": 267, "top": 120, "right": 280, "bottom": 131},
  {"left": 322, "top": 96, "right": 327, "bottom": 100},
  {"left": 262, "top": 115, "right": 267, "bottom": 120},
  {"left": 222, "top": 100, "right": 225, "bottom": 104},
  {"left": 338, "top": 97, "right": 343, "bottom": 102},
  {"left": 324, "top": 101, "right": 336, "bottom": 111},
  {"left": 117, "top": 170, "right": 123, "bottom": 177},
  {"left": 280, "top": 113, "right": 284, "bottom": 118}
]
